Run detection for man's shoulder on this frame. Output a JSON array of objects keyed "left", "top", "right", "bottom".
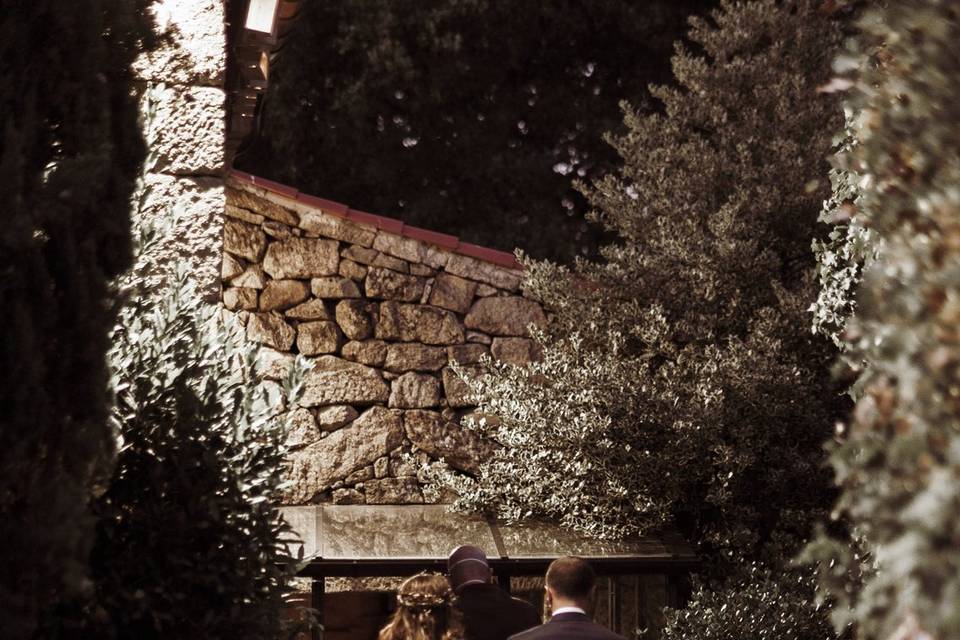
[
  {"left": 509, "top": 595, "right": 538, "bottom": 613},
  {"left": 508, "top": 619, "right": 626, "bottom": 640},
  {"left": 507, "top": 624, "right": 545, "bottom": 640}
]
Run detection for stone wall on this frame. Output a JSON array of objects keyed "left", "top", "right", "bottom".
[
  {"left": 135, "top": 0, "right": 226, "bottom": 294},
  {"left": 222, "top": 173, "right": 546, "bottom": 505}
]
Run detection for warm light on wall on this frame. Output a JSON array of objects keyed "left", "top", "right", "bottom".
[{"left": 245, "top": 0, "right": 279, "bottom": 34}]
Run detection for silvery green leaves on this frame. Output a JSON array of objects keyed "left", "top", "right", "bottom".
[
  {"left": 806, "top": 3, "right": 960, "bottom": 639},
  {"left": 431, "top": 2, "right": 847, "bottom": 639},
  {"left": 96, "top": 261, "right": 308, "bottom": 638}
]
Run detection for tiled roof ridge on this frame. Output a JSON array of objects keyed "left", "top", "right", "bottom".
[{"left": 228, "top": 169, "right": 522, "bottom": 270}]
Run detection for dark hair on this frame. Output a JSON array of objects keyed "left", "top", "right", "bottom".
[{"left": 545, "top": 556, "right": 596, "bottom": 600}]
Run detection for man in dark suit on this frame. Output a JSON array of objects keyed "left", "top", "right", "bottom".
[
  {"left": 508, "top": 556, "right": 625, "bottom": 640},
  {"left": 448, "top": 545, "right": 541, "bottom": 640}
]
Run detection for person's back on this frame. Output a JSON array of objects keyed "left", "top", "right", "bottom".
[
  {"left": 509, "top": 610, "right": 623, "bottom": 640},
  {"left": 456, "top": 582, "right": 540, "bottom": 640},
  {"left": 508, "top": 557, "right": 626, "bottom": 640},
  {"left": 379, "top": 572, "right": 466, "bottom": 640},
  {"left": 448, "top": 545, "right": 540, "bottom": 640}
]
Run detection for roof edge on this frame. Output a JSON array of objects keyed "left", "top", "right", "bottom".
[{"left": 228, "top": 169, "right": 522, "bottom": 270}]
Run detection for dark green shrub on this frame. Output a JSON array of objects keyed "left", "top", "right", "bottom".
[{"left": 86, "top": 263, "right": 308, "bottom": 639}]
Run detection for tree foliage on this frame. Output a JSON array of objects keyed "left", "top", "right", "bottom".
[
  {"left": 430, "top": 1, "right": 848, "bottom": 636},
  {"left": 0, "top": 2, "right": 150, "bottom": 637},
  {"left": 663, "top": 563, "right": 833, "bottom": 640},
  {"left": 806, "top": 2, "right": 960, "bottom": 638},
  {"left": 56, "top": 259, "right": 309, "bottom": 639},
  {"left": 101, "top": 261, "right": 306, "bottom": 638},
  {"left": 809, "top": 111, "right": 876, "bottom": 348},
  {"left": 238, "top": 0, "right": 715, "bottom": 261},
  {"left": 443, "top": 0, "right": 844, "bottom": 550}
]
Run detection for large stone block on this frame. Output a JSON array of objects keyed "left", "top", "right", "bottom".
[
  {"left": 312, "top": 276, "right": 360, "bottom": 299},
  {"left": 491, "top": 337, "right": 543, "bottom": 366},
  {"left": 341, "top": 245, "right": 379, "bottom": 266},
  {"left": 345, "top": 466, "right": 374, "bottom": 485},
  {"left": 223, "top": 286, "right": 257, "bottom": 311},
  {"left": 226, "top": 187, "right": 298, "bottom": 226},
  {"left": 384, "top": 343, "right": 447, "bottom": 372},
  {"left": 262, "top": 221, "right": 294, "bottom": 240},
  {"left": 371, "top": 252, "right": 410, "bottom": 273},
  {"left": 247, "top": 312, "right": 295, "bottom": 351},
  {"left": 230, "top": 263, "right": 266, "bottom": 289},
  {"left": 388, "top": 373, "right": 442, "bottom": 409},
  {"left": 223, "top": 218, "right": 266, "bottom": 262},
  {"left": 376, "top": 302, "right": 465, "bottom": 345},
  {"left": 466, "top": 330, "right": 492, "bottom": 345},
  {"left": 297, "top": 321, "right": 342, "bottom": 356},
  {"left": 300, "top": 356, "right": 389, "bottom": 406},
  {"left": 428, "top": 273, "right": 477, "bottom": 313},
  {"left": 147, "top": 85, "right": 224, "bottom": 175},
  {"left": 263, "top": 238, "right": 339, "bottom": 279},
  {"left": 315, "top": 405, "right": 359, "bottom": 432},
  {"left": 403, "top": 410, "right": 495, "bottom": 473},
  {"left": 445, "top": 254, "right": 523, "bottom": 291},
  {"left": 221, "top": 253, "right": 244, "bottom": 280},
  {"left": 442, "top": 366, "right": 483, "bottom": 408},
  {"left": 447, "top": 344, "right": 489, "bottom": 365},
  {"left": 339, "top": 259, "right": 368, "bottom": 281},
  {"left": 285, "top": 298, "right": 330, "bottom": 321},
  {"left": 342, "top": 340, "right": 388, "bottom": 367},
  {"left": 300, "top": 211, "right": 376, "bottom": 247},
  {"left": 332, "top": 488, "right": 364, "bottom": 505},
  {"left": 423, "top": 245, "right": 452, "bottom": 269},
  {"left": 285, "top": 408, "right": 321, "bottom": 449},
  {"left": 464, "top": 296, "right": 546, "bottom": 336},
  {"left": 365, "top": 477, "right": 423, "bottom": 505},
  {"left": 224, "top": 203, "right": 263, "bottom": 225},
  {"left": 373, "top": 233, "right": 423, "bottom": 263},
  {"left": 335, "top": 300, "right": 376, "bottom": 340},
  {"left": 134, "top": 0, "right": 225, "bottom": 85},
  {"left": 260, "top": 279, "right": 310, "bottom": 311},
  {"left": 365, "top": 268, "right": 425, "bottom": 302},
  {"left": 286, "top": 406, "right": 404, "bottom": 502}
]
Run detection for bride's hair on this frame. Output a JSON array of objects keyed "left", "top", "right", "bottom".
[{"left": 378, "top": 573, "right": 465, "bottom": 640}]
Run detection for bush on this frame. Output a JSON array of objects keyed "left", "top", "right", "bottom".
[
  {"left": 663, "top": 563, "right": 833, "bottom": 640},
  {"left": 436, "top": 0, "right": 845, "bottom": 557},
  {"left": 79, "top": 261, "right": 308, "bottom": 639},
  {"left": 806, "top": 2, "right": 960, "bottom": 638}
]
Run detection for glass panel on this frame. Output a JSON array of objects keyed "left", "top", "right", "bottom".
[
  {"left": 496, "top": 521, "right": 672, "bottom": 558},
  {"left": 320, "top": 505, "right": 499, "bottom": 560},
  {"left": 279, "top": 505, "right": 320, "bottom": 559}
]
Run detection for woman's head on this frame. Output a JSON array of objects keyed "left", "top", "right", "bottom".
[{"left": 379, "top": 573, "right": 464, "bottom": 640}]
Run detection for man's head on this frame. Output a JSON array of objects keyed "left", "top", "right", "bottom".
[
  {"left": 447, "top": 545, "right": 492, "bottom": 592},
  {"left": 545, "top": 556, "right": 596, "bottom": 610}
]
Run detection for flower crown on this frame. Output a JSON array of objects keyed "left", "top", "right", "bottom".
[{"left": 396, "top": 591, "right": 452, "bottom": 609}]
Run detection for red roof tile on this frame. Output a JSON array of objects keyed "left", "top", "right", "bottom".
[
  {"left": 456, "top": 242, "right": 522, "bottom": 270},
  {"left": 251, "top": 176, "right": 298, "bottom": 199}
]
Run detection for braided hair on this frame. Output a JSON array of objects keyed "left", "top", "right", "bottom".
[{"left": 378, "top": 573, "right": 465, "bottom": 640}]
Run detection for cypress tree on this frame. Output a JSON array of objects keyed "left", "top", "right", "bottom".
[{"left": 0, "top": 2, "right": 149, "bottom": 637}]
